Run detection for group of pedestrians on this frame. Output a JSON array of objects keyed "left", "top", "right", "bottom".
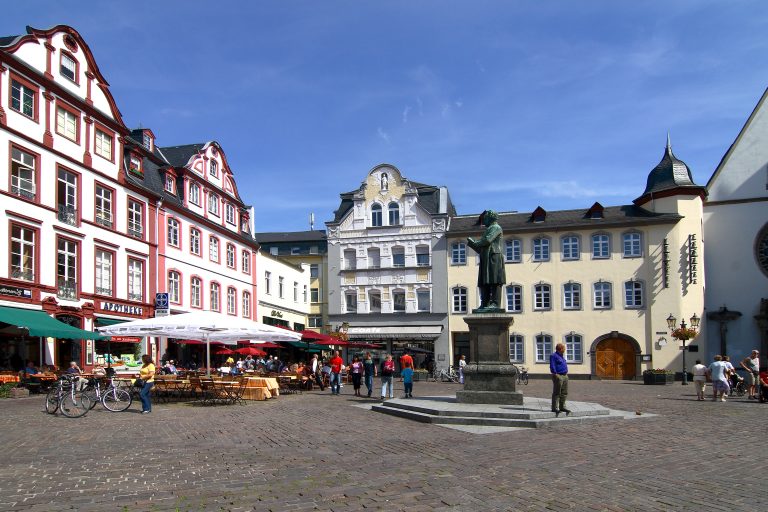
[
  {"left": 691, "top": 350, "right": 764, "bottom": 402},
  {"left": 320, "top": 350, "right": 415, "bottom": 400}
]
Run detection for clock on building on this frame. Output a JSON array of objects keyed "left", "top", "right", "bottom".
[{"left": 756, "top": 224, "right": 768, "bottom": 277}]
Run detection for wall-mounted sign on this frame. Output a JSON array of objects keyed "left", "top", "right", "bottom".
[
  {"left": 154, "top": 292, "right": 169, "bottom": 317},
  {"left": 0, "top": 285, "right": 32, "bottom": 299},
  {"left": 100, "top": 301, "right": 143, "bottom": 316},
  {"left": 271, "top": 310, "right": 283, "bottom": 318}
]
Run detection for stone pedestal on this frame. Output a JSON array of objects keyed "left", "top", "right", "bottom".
[{"left": 455, "top": 313, "right": 523, "bottom": 405}]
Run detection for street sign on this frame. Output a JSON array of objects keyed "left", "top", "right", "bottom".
[{"left": 155, "top": 293, "right": 169, "bottom": 308}]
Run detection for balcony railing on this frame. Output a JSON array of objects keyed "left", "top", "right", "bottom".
[
  {"left": 95, "top": 286, "right": 112, "bottom": 296},
  {"left": 11, "top": 269, "right": 34, "bottom": 281},
  {"left": 57, "top": 278, "right": 77, "bottom": 300},
  {"left": 11, "top": 185, "right": 35, "bottom": 200},
  {"left": 128, "top": 292, "right": 143, "bottom": 302},
  {"left": 95, "top": 211, "right": 113, "bottom": 228},
  {"left": 57, "top": 205, "right": 77, "bottom": 226},
  {"left": 128, "top": 222, "right": 143, "bottom": 239}
]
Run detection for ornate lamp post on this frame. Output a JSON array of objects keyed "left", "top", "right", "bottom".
[{"left": 667, "top": 313, "right": 700, "bottom": 385}]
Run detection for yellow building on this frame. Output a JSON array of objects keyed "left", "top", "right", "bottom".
[{"left": 446, "top": 141, "right": 706, "bottom": 379}]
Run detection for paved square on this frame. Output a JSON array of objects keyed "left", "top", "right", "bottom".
[{"left": 0, "top": 379, "right": 765, "bottom": 511}]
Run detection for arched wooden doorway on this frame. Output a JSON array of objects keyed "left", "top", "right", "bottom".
[{"left": 594, "top": 337, "right": 637, "bottom": 379}]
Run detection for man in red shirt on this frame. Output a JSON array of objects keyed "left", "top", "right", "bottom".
[
  {"left": 329, "top": 350, "right": 344, "bottom": 395},
  {"left": 400, "top": 351, "right": 414, "bottom": 371}
]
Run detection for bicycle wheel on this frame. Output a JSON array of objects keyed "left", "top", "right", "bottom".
[
  {"left": 102, "top": 387, "right": 132, "bottom": 412},
  {"left": 82, "top": 386, "right": 99, "bottom": 410},
  {"left": 522, "top": 374, "right": 529, "bottom": 385},
  {"left": 44, "top": 389, "right": 59, "bottom": 414},
  {"left": 60, "top": 391, "right": 92, "bottom": 418}
]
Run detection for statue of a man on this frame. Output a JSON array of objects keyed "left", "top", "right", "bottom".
[{"left": 467, "top": 210, "right": 506, "bottom": 310}]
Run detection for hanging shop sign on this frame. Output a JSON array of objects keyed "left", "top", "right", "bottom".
[{"left": 0, "top": 285, "right": 32, "bottom": 299}]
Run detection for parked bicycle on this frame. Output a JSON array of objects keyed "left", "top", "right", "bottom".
[
  {"left": 512, "top": 364, "right": 529, "bottom": 385},
  {"left": 82, "top": 373, "right": 133, "bottom": 412},
  {"left": 44, "top": 374, "right": 93, "bottom": 417},
  {"left": 437, "top": 366, "right": 459, "bottom": 383}
]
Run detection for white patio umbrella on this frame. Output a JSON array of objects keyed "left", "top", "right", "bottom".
[{"left": 96, "top": 311, "right": 301, "bottom": 375}]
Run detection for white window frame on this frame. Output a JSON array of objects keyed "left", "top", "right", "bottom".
[
  {"left": 371, "top": 204, "right": 382, "bottom": 227},
  {"left": 190, "top": 229, "right": 201, "bottom": 256},
  {"left": 624, "top": 280, "right": 644, "bottom": 309},
  {"left": 264, "top": 271, "right": 271, "bottom": 295},
  {"left": 345, "top": 291, "right": 357, "bottom": 313},
  {"left": 11, "top": 225, "right": 35, "bottom": 282},
  {"left": 167, "top": 218, "right": 180, "bottom": 247},
  {"left": 128, "top": 259, "right": 143, "bottom": 302},
  {"left": 168, "top": 271, "right": 180, "bottom": 303},
  {"left": 561, "top": 235, "right": 580, "bottom": 261},
  {"left": 392, "top": 289, "right": 406, "bottom": 313},
  {"left": 622, "top": 232, "right": 642, "bottom": 258},
  {"left": 506, "top": 284, "right": 522, "bottom": 313},
  {"left": 227, "top": 287, "right": 237, "bottom": 315},
  {"left": 94, "top": 128, "right": 113, "bottom": 160},
  {"left": 191, "top": 277, "right": 201, "bottom": 308},
  {"left": 225, "top": 203, "right": 236, "bottom": 225},
  {"left": 11, "top": 147, "right": 36, "bottom": 200},
  {"left": 56, "top": 106, "right": 78, "bottom": 141},
  {"left": 592, "top": 233, "right": 610, "bottom": 259},
  {"left": 60, "top": 53, "right": 76, "bottom": 81},
  {"left": 242, "top": 291, "right": 251, "bottom": 318},
  {"left": 533, "top": 237, "right": 550, "bottom": 262},
  {"left": 189, "top": 183, "right": 201, "bottom": 206},
  {"left": 392, "top": 247, "right": 405, "bottom": 267},
  {"left": 505, "top": 239, "right": 521, "bottom": 263},
  {"left": 210, "top": 283, "right": 220, "bottom": 311},
  {"left": 416, "top": 289, "right": 431, "bottom": 312},
  {"left": 562, "top": 282, "right": 581, "bottom": 310},
  {"left": 564, "top": 333, "right": 583, "bottom": 363},
  {"left": 593, "top": 281, "right": 612, "bottom": 309},
  {"left": 388, "top": 202, "right": 400, "bottom": 225},
  {"left": 533, "top": 283, "right": 551, "bottom": 311},
  {"left": 208, "top": 193, "right": 220, "bottom": 216},
  {"left": 226, "top": 244, "right": 236, "bottom": 268},
  {"left": 242, "top": 251, "right": 250, "bottom": 274},
  {"left": 535, "top": 334, "right": 553, "bottom": 363},
  {"left": 451, "top": 243, "right": 467, "bottom": 265},
  {"left": 452, "top": 287, "right": 468, "bottom": 313},
  {"left": 95, "top": 249, "right": 113, "bottom": 296},
  {"left": 509, "top": 334, "right": 524, "bottom": 363},
  {"left": 209, "top": 237, "right": 219, "bottom": 262}
]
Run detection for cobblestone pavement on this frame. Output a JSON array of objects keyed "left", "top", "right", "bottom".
[{"left": 0, "top": 379, "right": 765, "bottom": 511}]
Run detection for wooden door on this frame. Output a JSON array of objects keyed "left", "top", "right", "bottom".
[{"left": 595, "top": 338, "right": 636, "bottom": 379}]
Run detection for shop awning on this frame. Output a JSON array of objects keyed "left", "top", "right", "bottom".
[
  {"left": 283, "top": 340, "right": 327, "bottom": 351},
  {"left": 0, "top": 306, "right": 108, "bottom": 340},
  {"left": 94, "top": 317, "right": 127, "bottom": 326}
]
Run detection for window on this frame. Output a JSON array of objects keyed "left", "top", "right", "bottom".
[
  {"left": 310, "top": 263, "right": 319, "bottom": 279},
  {"left": 10, "top": 78, "right": 35, "bottom": 118},
  {"left": 506, "top": 285, "right": 522, "bottom": 313},
  {"left": 392, "top": 246, "right": 405, "bottom": 267},
  {"left": 242, "top": 251, "right": 251, "bottom": 274},
  {"left": 561, "top": 236, "right": 580, "bottom": 260},
  {"left": 417, "top": 290, "right": 431, "bottom": 312},
  {"left": 393, "top": 290, "right": 406, "bottom": 312},
  {"left": 128, "top": 200, "right": 143, "bottom": 239},
  {"left": 622, "top": 232, "right": 642, "bottom": 258},
  {"left": 60, "top": 53, "right": 77, "bottom": 81},
  {"left": 57, "top": 238, "right": 78, "bottom": 300},
  {"left": 563, "top": 283, "right": 581, "bottom": 310},
  {"left": 369, "top": 290, "right": 382, "bottom": 313},
  {"left": 264, "top": 271, "right": 271, "bottom": 294},
  {"left": 226, "top": 244, "right": 236, "bottom": 268},
  {"left": 344, "top": 249, "right": 356, "bottom": 270},
  {"left": 94, "top": 128, "right": 113, "bottom": 160},
  {"left": 128, "top": 155, "right": 142, "bottom": 176},
  {"left": 167, "top": 218, "right": 180, "bottom": 247},
  {"left": 371, "top": 204, "right": 382, "bottom": 226},
  {"left": 303, "top": 285, "right": 307, "bottom": 303},
  {"left": 269, "top": 246, "right": 278, "bottom": 256},
  {"left": 564, "top": 333, "right": 583, "bottom": 363},
  {"left": 208, "top": 193, "right": 219, "bottom": 216},
  {"left": 210, "top": 283, "right": 220, "bottom": 311},
  {"left": 345, "top": 292, "right": 357, "bottom": 313},
  {"left": 287, "top": 247, "right": 299, "bottom": 256},
  {"left": 278, "top": 276, "right": 284, "bottom": 298},
  {"left": 593, "top": 281, "right": 612, "bottom": 309},
  {"left": 452, "top": 287, "right": 468, "bottom": 313},
  {"left": 11, "top": 224, "right": 35, "bottom": 281},
  {"left": 451, "top": 243, "right": 467, "bottom": 265},
  {"left": 209, "top": 237, "right": 219, "bottom": 262},
  {"left": 388, "top": 202, "right": 400, "bottom": 225},
  {"left": 11, "top": 147, "right": 36, "bottom": 200},
  {"left": 57, "top": 168, "right": 78, "bottom": 226},
  {"left": 416, "top": 246, "right": 430, "bottom": 266},
  {"left": 311, "top": 288, "right": 320, "bottom": 303},
  {"left": 535, "top": 334, "right": 553, "bottom": 362},
  {"left": 191, "top": 277, "right": 202, "bottom": 308},
  {"left": 95, "top": 185, "right": 113, "bottom": 228},
  {"left": 533, "top": 237, "right": 550, "bottom": 262},
  {"left": 95, "top": 249, "right": 113, "bottom": 296},
  {"left": 293, "top": 281, "right": 298, "bottom": 302},
  {"left": 509, "top": 334, "right": 524, "bottom": 363},
  {"left": 189, "top": 183, "right": 201, "bottom": 206},
  {"left": 533, "top": 283, "right": 551, "bottom": 310},
  {"left": 164, "top": 174, "right": 174, "bottom": 194},
  {"left": 308, "top": 315, "right": 322, "bottom": 328},
  {"left": 168, "top": 271, "right": 180, "bottom": 303},
  {"left": 190, "top": 228, "right": 201, "bottom": 255},
  {"left": 128, "top": 258, "right": 143, "bottom": 301},
  {"left": 142, "top": 132, "right": 152, "bottom": 151},
  {"left": 624, "top": 280, "right": 644, "bottom": 308},
  {"left": 227, "top": 287, "right": 237, "bottom": 315},
  {"left": 242, "top": 291, "right": 251, "bottom": 318},
  {"left": 505, "top": 239, "right": 521, "bottom": 263},
  {"left": 592, "top": 233, "right": 610, "bottom": 259},
  {"left": 367, "top": 248, "right": 380, "bottom": 269},
  {"left": 56, "top": 106, "right": 78, "bottom": 141},
  {"left": 210, "top": 160, "right": 218, "bottom": 177},
  {"left": 310, "top": 246, "right": 319, "bottom": 254},
  {"left": 225, "top": 204, "right": 236, "bottom": 225}
]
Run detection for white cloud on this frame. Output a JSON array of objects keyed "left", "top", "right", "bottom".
[
  {"left": 471, "top": 180, "right": 637, "bottom": 200},
  {"left": 377, "top": 127, "right": 391, "bottom": 144},
  {"left": 402, "top": 105, "right": 411, "bottom": 124}
]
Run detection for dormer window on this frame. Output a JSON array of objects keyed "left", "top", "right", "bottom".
[
  {"left": 210, "top": 160, "right": 218, "bottom": 177},
  {"left": 142, "top": 132, "right": 152, "bottom": 151},
  {"left": 531, "top": 206, "right": 546, "bottom": 223},
  {"left": 129, "top": 155, "right": 143, "bottom": 177},
  {"left": 60, "top": 53, "right": 77, "bottom": 82},
  {"left": 164, "top": 174, "right": 175, "bottom": 194},
  {"left": 587, "top": 202, "right": 604, "bottom": 219}
]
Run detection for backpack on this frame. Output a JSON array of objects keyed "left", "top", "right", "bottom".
[{"left": 382, "top": 360, "right": 395, "bottom": 376}]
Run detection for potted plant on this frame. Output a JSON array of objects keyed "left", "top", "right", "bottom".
[
  {"left": 643, "top": 368, "right": 674, "bottom": 385},
  {"left": 413, "top": 369, "right": 428, "bottom": 381}
]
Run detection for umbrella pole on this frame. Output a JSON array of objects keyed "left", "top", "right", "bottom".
[{"left": 206, "top": 336, "right": 211, "bottom": 377}]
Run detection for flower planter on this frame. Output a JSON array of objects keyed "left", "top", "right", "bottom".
[
  {"left": 643, "top": 373, "right": 674, "bottom": 385},
  {"left": 9, "top": 387, "right": 29, "bottom": 398}
]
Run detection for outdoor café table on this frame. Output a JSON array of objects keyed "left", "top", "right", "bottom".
[
  {"left": 245, "top": 377, "right": 279, "bottom": 397},
  {"left": 0, "top": 373, "right": 20, "bottom": 384}
]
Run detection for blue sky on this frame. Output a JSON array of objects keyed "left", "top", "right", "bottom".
[{"left": 4, "top": 1, "right": 767, "bottom": 232}]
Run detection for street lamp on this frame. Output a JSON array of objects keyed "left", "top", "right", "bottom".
[{"left": 667, "top": 313, "right": 701, "bottom": 385}]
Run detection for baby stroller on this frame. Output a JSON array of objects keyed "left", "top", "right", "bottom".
[{"left": 729, "top": 372, "right": 746, "bottom": 397}]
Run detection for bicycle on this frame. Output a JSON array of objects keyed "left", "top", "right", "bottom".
[
  {"left": 439, "top": 366, "right": 459, "bottom": 383},
  {"left": 82, "top": 374, "right": 133, "bottom": 412},
  {"left": 44, "top": 374, "right": 93, "bottom": 417},
  {"left": 512, "top": 364, "right": 529, "bottom": 385}
]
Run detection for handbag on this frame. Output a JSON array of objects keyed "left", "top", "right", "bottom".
[{"left": 134, "top": 378, "right": 144, "bottom": 387}]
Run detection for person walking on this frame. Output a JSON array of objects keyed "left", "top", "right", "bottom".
[
  {"left": 363, "top": 352, "right": 376, "bottom": 397},
  {"left": 402, "top": 365, "right": 414, "bottom": 398},
  {"left": 549, "top": 343, "right": 570, "bottom": 416},
  {"left": 329, "top": 350, "right": 344, "bottom": 395},
  {"left": 310, "top": 354, "right": 325, "bottom": 391},
  {"left": 740, "top": 350, "right": 760, "bottom": 399},
  {"left": 458, "top": 354, "right": 467, "bottom": 384},
  {"left": 138, "top": 354, "right": 156, "bottom": 414},
  {"left": 350, "top": 355, "right": 364, "bottom": 397},
  {"left": 692, "top": 359, "right": 708, "bottom": 401},
  {"left": 380, "top": 354, "right": 395, "bottom": 400},
  {"left": 708, "top": 355, "right": 729, "bottom": 401}
]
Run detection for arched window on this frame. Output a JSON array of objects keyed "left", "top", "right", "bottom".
[
  {"left": 388, "top": 202, "right": 400, "bottom": 225},
  {"left": 190, "top": 276, "right": 202, "bottom": 308},
  {"left": 167, "top": 218, "right": 179, "bottom": 247},
  {"left": 371, "top": 204, "right": 382, "bottom": 227},
  {"left": 168, "top": 271, "right": 180, "bottom": 303},
  {"left": 210, "top": 283, "right": 220, "bottom": 311}
]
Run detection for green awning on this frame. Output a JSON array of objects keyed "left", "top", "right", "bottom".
[
  {"left": 0, "top": 306, "right": 108, "bottom": 340},
  {"left": 284, "top": 340, "right": 326, "bottom": 351},
  {"left": 94, "top": 317, "right": 127, "bottom": 326}
]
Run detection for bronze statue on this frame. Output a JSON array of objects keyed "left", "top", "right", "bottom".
[{"left": 467, "top": 210, "right": 506, "bottom": 311}]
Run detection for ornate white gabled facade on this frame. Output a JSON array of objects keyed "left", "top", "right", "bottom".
[{"left": 326, "top": 164, "right": 454, "bottom": 364}]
